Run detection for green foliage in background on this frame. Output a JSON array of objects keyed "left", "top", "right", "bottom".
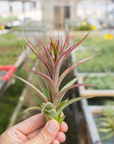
[
  {"left": 0, "top": 16, "right": 17, "bottom": 24},
  {"left": 84, "top": 75, "right": 114, "bottom": 90},
  {"left": 96, "top": 100, "right": 114, "bottom": 140},
  {"left": 0, "top": 69, "right": 26, "bottom": 134},
  {"left": 75, "top": 37, "right": 114, "bottom": 72},
  {"left": 74, "top": 25, "right": 91, "bottom": 31},
  {"left": 0, "top": 33, "right": 27, "bottom": 65}
]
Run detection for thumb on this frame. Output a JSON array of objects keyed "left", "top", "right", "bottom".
[{"left": 26, "top": 120, "right": 59, "bottom": 144}]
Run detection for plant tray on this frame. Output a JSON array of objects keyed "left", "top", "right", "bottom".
[{"left": 78, "top": 76, "right": 114, "bottom": 97}]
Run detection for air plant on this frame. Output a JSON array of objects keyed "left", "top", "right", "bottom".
[
  {"left": 5, "top": 30, "right": 100, "bottom": 124},
  {"left": 97, "top": 100, "right": 114, "bottom": 140}
]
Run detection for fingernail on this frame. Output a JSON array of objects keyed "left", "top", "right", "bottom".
[{"left": 47, "top": 121, "right": 57, "bottom": 134}]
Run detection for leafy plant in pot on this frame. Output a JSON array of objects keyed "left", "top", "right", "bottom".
[{"left": 4, "top": 30, "right": 100, "bottom": 125}]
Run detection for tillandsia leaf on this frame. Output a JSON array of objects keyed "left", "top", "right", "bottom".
[
  {"left": 32, "top": 68, "right": 50, "bottom": 96},
  {"left": 58, "top": 115, "right": 66, "bottom": 125},
  {"left": 23, "top": 68, "right": 57, "bottom": 97},
  {"left": 61, "top": 32, "right": 91, "bottom": 62},
  {"left": 57, "top": 32, "right": 90, "bottom": 68},
  {"left": 44, "top": 109, "right": 58, "bottom": 120},
  {"left": 37, "top": 31, "right": 55, "bottom": 68},
  {"left": 57, "top": 96, "right": 94, "bottom": 116},
  {"left": 21, "top": 33, "right": 52, "bottom": 77},
  {"left": 58, "top": 99, "right": 69, "bottom": 109},
  {"left": 24, "top": 106, "right": 42, "bottom": 113},
  {"left": 3, "top": 71, "right": 48, "bottom": 102},
  {"left": 45, "top": 113, "right": 55, "bottom": 121},
  {"left": 53, "top": 83, "right": 98, "bottom": 108},
  {"left": 33, "top": 74, "right": 50, "bottom": 101},
  {"left": 34, "top": 33, "right": 47, "bottom": 56},
  {"left": 41, "top": 103, "right": 45, "bottom": 109},
  {"left": 56, "top": 38, "right": 76, "bottom": 65},
  {"left": 65, "top": 38, "right": 76, "bottom": 52},
  {"left": 100, "top": 132, "right": 114, "bottom": 140},
  {"left": 98, "top": 128, "right": 112, "bottom": 133},
  {"left": 60, "top": 29, "right": 70, "bottom": 55},
  {"left": 32, "top": 97, "right": 43, "bottom": 106},
  {"left": 61, "top": 73, "right": 84, "bottom": 90},
  {"left": 23, "top": 47, "right": 39, "bottom": 72},
  {"left": 44, "top": 102, "right": 55, "bottom": 110},
  {"left": 97, "top": 122, "right": 110, "bottom": 128},
  {"left": 58, "top": 53, "right": 101, "bottom": 88}
]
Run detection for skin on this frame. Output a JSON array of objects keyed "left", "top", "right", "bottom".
[{"left": 0, "top": 113, "right": 68, "bottom": 144}]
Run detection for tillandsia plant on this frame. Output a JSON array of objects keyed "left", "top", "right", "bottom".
[
  {"left": 96, "top": 100, "right": 114, "bottom": 140},
  {"left": 4, "top": 30, "right": 100, "bottom": 125}
]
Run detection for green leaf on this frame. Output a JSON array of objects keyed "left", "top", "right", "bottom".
[
  {"left": 23, "top": 68, "right": 57, "bottom": 97},
  {"left": 32, "top": 97, "right": 43, "bottom": 106},
  {"left": 34, "top": 74, "right": 50, "bottom": 101},
  {"left": 41, "top": 103, "right": 45, "bottom": 109},
  {"left": 58, "top": 115, "right": 66, "bottom": 125},
  {"left": 45, "top": 102, "right": 55, "bottom": 110},
  {"left": 98, "top": 128, "right": 112, "bottom": 133},
  {"left": 3, "top": 71, "right": 48, "bottom": 102},
  {"left": 49, "top": 109, "right": 58, "bottom": 120},
  {"left": 45, "top": 113, "right": 54, "bottom": 121},
  {"left": 57, "top": 96, "right": 94, "bottom": 116},
  {"left": 24, "top": 106, "right": 42, "bottom": 113},
  {"left": 101, "top": 132, "right": 114, "bottom": 140},
  {"left": 53, "top": 83, "right": 96, "bottom": 108},
  {"left": 43, "top": 109, "right": 55, "bottom": 120},
  {"left": 58, "top": 99, "right": 69, "bottom": 109},
  {"left": 61, "top": 73, "right": 84, "bottom": 90}
]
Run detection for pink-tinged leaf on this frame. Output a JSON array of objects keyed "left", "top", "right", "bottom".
[
  {"left": 60, "top": 32, "right": 90, "bottom": 63},
  {"left": 61, "top": 73, "right": 84, "bottom": 90},
  {"left": 53, "top": 83, "right": 99, "bottom": 108},
  {"left": 58, "top": 53, "right": 101, "bottom": 88},
  {"left": 3, "top": 71, "right": 48, "bottom": 102},
  {"left": 55, "top": 39, "right": 75, "bottom": 65},
  {"left": 34, "top": 33, "right": 47, "bottom": 56},
  {"left": 24, "top": 106, "right": 42, "bottom": 113},
  {"left": 23, "top": 68, "right": 58, "bottom": 97},
  {"left": 33, "top": 74, "right": 50, "bottom": 101},
  {"left": 37, "top": 31, "right": 55, "bottom": 68},
  {"left": 21, "top": 33, "right": 52, "bottom": 77},
  {"left": 55, "top": 40, "right": 60, "bottom": 62},
  {"left": 23, "top": 47, "right": 39, "bottom": 72},
  {"left": 53, "top": 64, "right": 61, "bottom": 85},
  {"left": 60, "top": 29, "right": 70, "bottom": 55},
  {"left": 57, "top": 96, "right": 94, "bottom": 115},
  {"left": 22, "top": 32, "right": 52, "bottom": 74},
  {"left": 56, "top": 38, "right": 76, "bottom": 65}
]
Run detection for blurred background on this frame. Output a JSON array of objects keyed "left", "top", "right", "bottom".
[
  {"left": 0, "top": 1, "right": 114, "bottom": 144},
  {"left": 0, "top": 0, "right": 114, "bottom": 30}
]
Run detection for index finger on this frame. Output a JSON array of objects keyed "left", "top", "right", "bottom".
[{"left": 14, "top": 113, "right": 46, "bottom": 135}]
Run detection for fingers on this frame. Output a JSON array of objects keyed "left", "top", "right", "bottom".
[
  {"left": 15, "top": 113, "right": 45, "bottom": 135},
  {"left": 52, "top": 139, "right": 60, "bottom": 144},
  {"left": 27, "top": 121, "right": 68, "bottom": 140},
  {"left": 60, "top": 121, "right": 68, "bottom": 133},
  {"left": 27, "top": 120, "right": 68, "bottom": 144},
  {"left": 27, "top": 127, "right": 43, "bottom": 140},
  {"left": 25, "top": 120, "right": 60, "bottom": 144},
  {"left": 56, "top": 132, "right": 66, "bottom": 143},
  {"left": 27, "top": 128, "right": 66, "bottom": 143}
]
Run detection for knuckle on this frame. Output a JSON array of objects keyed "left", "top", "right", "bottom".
[
  {"left": 37, "top": 131, "right": 50, "bottom": 144},
  {"left": 29, "top": 117, "right": 37, "bottom": 130}
]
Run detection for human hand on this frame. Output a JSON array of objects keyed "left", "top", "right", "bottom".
[{"left": 0, "top": 113, "right": 68, "bottom": 144}]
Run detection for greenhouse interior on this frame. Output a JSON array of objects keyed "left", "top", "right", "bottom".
[{"left": 0, "top": 0, "right": 114, "bottom": 144}]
